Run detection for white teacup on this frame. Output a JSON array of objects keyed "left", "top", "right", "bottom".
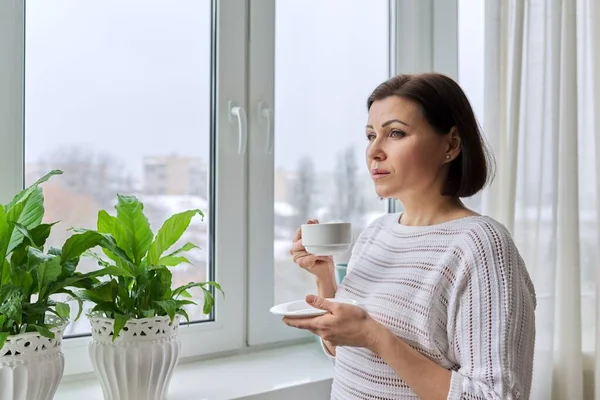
[{"left": 301, "top": 222, "right": 352, "bottom": 256}]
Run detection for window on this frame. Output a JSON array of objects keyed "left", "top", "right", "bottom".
[
  {"left": 2, "top": 0, "right": 248, "bottom": 376},
  {"left": 1, "top": 0, "right": 464, "bottom": 380},
  {"left": 272, "top": 0, "right": 390, "bottom": 306},
  {"left": 247, "top": 0, "right": 391, "bottom": 345},
  {"left": 24, "top": 0, "right": 214, "bottom": 335}
]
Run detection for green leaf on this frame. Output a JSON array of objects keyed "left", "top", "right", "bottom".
[
  {"left": 11, "top": 268, "right": 33, "bottom": 296},
  {"left": 114, "top": 195, "right": 154, "bottom": 266},
  {"left": 63, "top": 230, "right": 134, "bottom": 272},
  {"left": 57, "top": 258, "right": 79, "bottom": 281},
  {"left": 101, "top": 266, "right": 135, "bottom": 278},
  {"left": 7, "top": 187, "right": 45, "bottom": 254},
  {"left": 61, "top": 230, "right": 105, "bottom": 262},
  {"left": 179, "top": 289, "right": 192, "bottom": 299},
  {"left": 201, "top": 286, "right": 215, "bottom": 315},
  {"left": 151, "top": 267, "right": 172, "bottom": 301},
  {"left": 146, "top": 209, "right": 203, "bottom": 266},
  {"left": 1, "top": 259, "right": 11, "bottom": 285},
  {"left": 142, "top": 309, "right": 155, "bottom": 318},
  {"left": 205, "top": 281, "right": 225, "bottom": 298},
  {"left": 101, "top": 249, "right": 133, "bottom": 271},
  {"left": 177, "top": 308, "right": 191, "bottom": 325},
  {"left": 26, "top": 246, "right": 53, "bottom": 270},
  {"left": 55, "top": 302, "right": 70, "bottom": 319},
  {"left": 97, "top": 210, "right": 135, "bottom": 262},
  {"left": 155, "top": 300, "right": 176, "bottom": 322},
  {"left": 4, "top": 169, "right": 61, "bottom": 255},
  {"left": 0, "top": 332, "right": 9, "bottom": 351},
  {"left": 59, "top": 288, "right": 84, "bottom": 321},
  {"left": 163, "top": 242, "right": 200, "bottom": 258},
  {"left": 11, "top": 221, "right": 57, "bottom": 249},
  {"left": 46, "top": 267, "right": 114, "bottom": 294},
  {"left": 28, "top": 223, "right": 56, "bottom": 248},
  {"left": 174, "top": 299, "right": 196, "bottom": 307},
  {"left": 5, "top": 170, "right": 62, "bottom": 211},
  {"left": 112, "top": 314, "right": 129, "bottom": 341},
  {"left": 29, "top": 324, "right": 55, "bottom": 339},
  {"left": 156, "top": 256, "right": 190, "bottom": 267},
  {"left": 9, "top": 241, "right": 28, "bottom": 271},
  {"left": 0, "top": 293, "right": 23, "bottom": 323},
  {"left": 12, "top": 223, "right": 38, "bottom": 248},
  {"left": 0, "top": 285, "right": 20, "bottom": 305},
  {"left": 172, "top": 282, "right": 202, "bottom": 298},
  {"left": 81, "top": 280, "right": 118, "bottom": 303},
  {"left": 89, "top": 302, "right": 121, "bottom": 318},
  {"left": 37, "top": 256, "right": 62, "bottom": 298},
  {"left": 173, "top": 281, "right": 224, "bottom": 302}
]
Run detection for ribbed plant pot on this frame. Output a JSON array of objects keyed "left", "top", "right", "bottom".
[
  {"left": 89, "top": 315, "right": 181, "bottom": 400},
  {"left": 0, "top": 316, "right": 67, "bottom": 400}
]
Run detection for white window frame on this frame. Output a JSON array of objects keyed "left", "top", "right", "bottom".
[
  {"left": 0, "top": 0, "right": 248, "bottom": 376},
  {"left": 0, "top": 0, "right": 24, "bottom": 203}
]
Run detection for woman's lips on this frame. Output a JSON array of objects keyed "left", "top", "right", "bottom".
[{"left": 371, "top": 168, "right": 390, "bottom": 179}]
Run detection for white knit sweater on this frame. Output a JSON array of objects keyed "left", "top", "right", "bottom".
[{"left": 324, "top": 213, "right": 536, "bottom": 400}]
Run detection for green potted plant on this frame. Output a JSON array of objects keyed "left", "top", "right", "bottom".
[
  {"left": 0, "top": 170, "right": 117, "bottom": 400},
  {"left": 74, "top": 194, "right": 223, "bottom": 400}
]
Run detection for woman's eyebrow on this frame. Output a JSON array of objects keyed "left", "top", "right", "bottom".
[{"left": 366, "top": 119, "right": 410, "bottom": 129}]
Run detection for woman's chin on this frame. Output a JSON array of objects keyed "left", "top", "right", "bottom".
[{"left": 375, "top": 189, "right": 395, "bottom": 199}]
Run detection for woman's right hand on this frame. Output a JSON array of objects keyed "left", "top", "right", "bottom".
[{"left": 290, "top": 219, "right": 334, "bottom": 277}]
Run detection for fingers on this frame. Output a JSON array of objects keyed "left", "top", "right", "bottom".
[
  {"left": 292, "top": 227, "right": 302, "bottom": 243},
  {"left": 283, "top": 314, "right": 327, "bottom": 330},
  {"left": 294, "top": 254, "right": 320, "bottom": 269},
  {"left": 291, "top": 219, "right": 319, "bottom": 257},
  {"left": 291, "top": 239, "right": 307, "bottom": 254},
  {"left": 306, "top": 295, "right": 335, "bottom": 312},
  {"left": 283, "top": 317, "right": 317, "bottom": 330},
  {"left": 292, "top": 219, "right": 319, "bottom": 242}
]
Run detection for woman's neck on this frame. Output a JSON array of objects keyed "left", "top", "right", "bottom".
[{"left": 397, "top": 195, "right": 474, "bottom": 226}]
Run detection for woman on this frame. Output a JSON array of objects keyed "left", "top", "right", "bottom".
[{"left": 286, "top": 73, "right": 536, "bottom": 400}]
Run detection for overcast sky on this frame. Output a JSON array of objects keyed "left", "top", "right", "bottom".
[{"left": 24, "top": 0, "right": 482, "bottom": 181}]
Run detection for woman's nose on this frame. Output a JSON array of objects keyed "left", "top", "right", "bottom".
[{"left": 367, "top": 139, "right": 386, "bottom": 161}]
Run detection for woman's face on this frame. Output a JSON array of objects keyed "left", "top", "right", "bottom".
[{"left": 365, "top": 96, "right": 455, "bottom": 199}]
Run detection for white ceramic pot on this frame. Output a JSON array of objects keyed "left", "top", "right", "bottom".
[
  {"left": 0, "top": 317, "right": 67, "bottom": 400},
  {"left": 89, "top": 315, "right": 181, "bottom": 400}
]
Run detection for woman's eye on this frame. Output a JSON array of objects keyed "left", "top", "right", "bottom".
[
  {"left": 390, "top": 130, "right": 406, "bottom": 138},
  {"left": 366, "top": 133, "right": 376, "bottom": 141}
]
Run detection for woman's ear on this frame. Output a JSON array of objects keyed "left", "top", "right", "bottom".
[{"left": 446, "top": 126, "right": 462, "bottom": 157}]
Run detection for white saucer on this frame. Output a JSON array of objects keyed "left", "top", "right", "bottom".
[{"left": 270, "top": 298, "right": 358, "bottom": 318}]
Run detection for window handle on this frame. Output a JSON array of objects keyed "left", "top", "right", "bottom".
[
  {"left": 258, "top": 102, "right": 274, "bottom": 154},
  {"left": 229, "top": 102, "right": 247, "bottom": 155}
]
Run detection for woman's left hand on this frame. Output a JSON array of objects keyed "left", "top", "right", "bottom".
[{"left": 283, "top": 295, "right": 385, "bottom": 350}]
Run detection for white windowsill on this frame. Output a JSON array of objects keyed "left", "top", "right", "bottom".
[{"left": 55, "top": 341, "right": 334, "bottom": 400}]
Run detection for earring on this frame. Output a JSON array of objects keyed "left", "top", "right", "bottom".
[{"left": 446, "top": 155, "right": 451, "bottom": 160}]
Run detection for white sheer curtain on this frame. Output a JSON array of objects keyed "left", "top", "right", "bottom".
[{"left": 481, "top": 0, "right": 599, "bottom": 398}]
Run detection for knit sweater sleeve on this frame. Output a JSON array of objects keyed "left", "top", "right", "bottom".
[{"left": 447, "top": 222, "right": 536, "bottom": 400}]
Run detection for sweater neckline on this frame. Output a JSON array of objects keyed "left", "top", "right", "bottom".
[{"left": 385, "top": 212, "right": 488, "bottom": 233}]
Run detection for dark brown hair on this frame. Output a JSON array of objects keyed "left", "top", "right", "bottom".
[{"left": 367, "top": 73, "right": 495, "bottom": 198}]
